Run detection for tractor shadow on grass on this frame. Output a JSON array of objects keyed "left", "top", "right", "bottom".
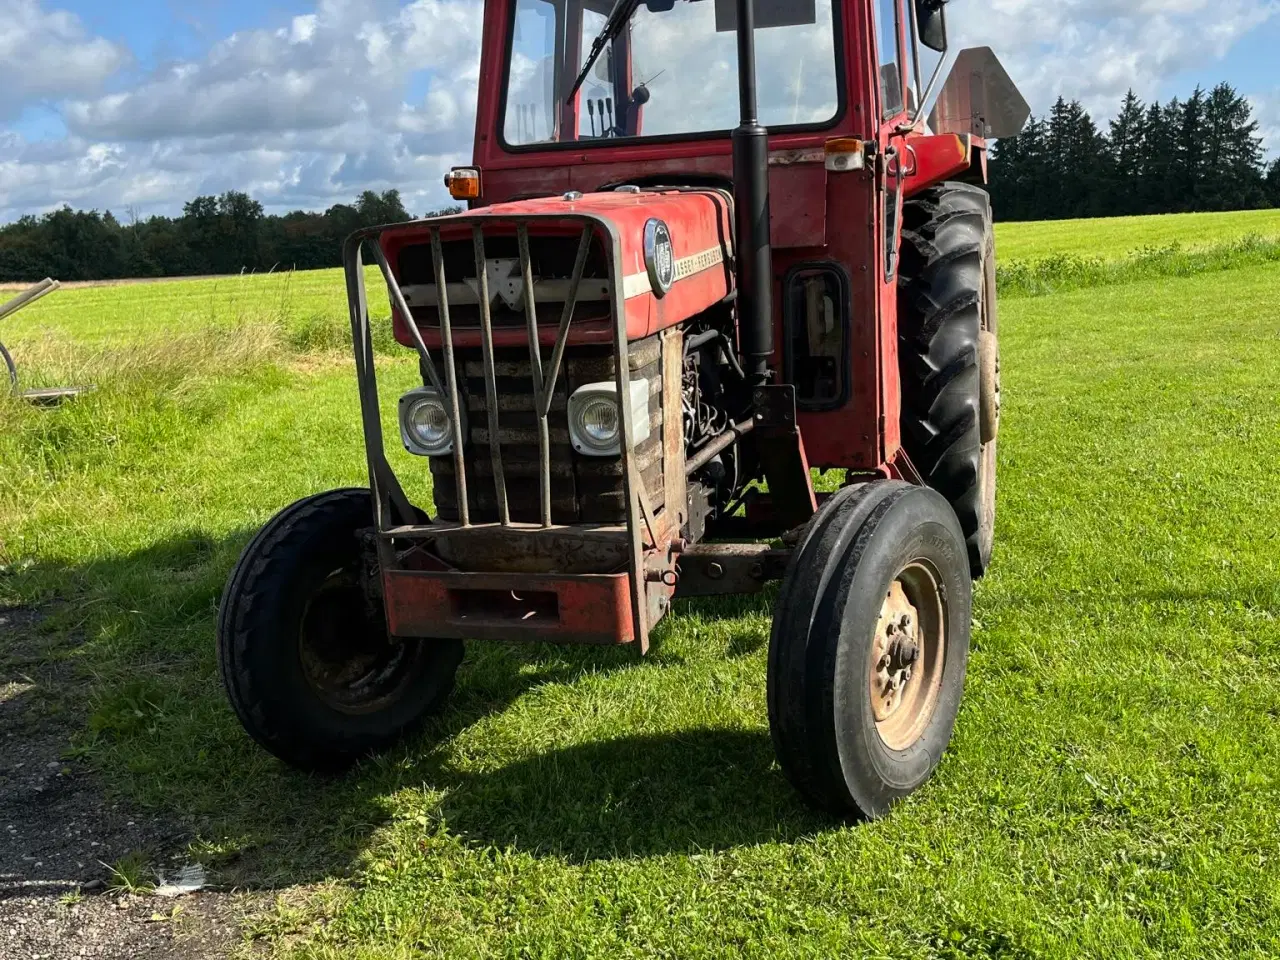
[
  {"left": 432, "top": 727, "right": 832, "bottom": 863},
  {"left": 11, "top": 528, "right": 829, "bottom": 889}
]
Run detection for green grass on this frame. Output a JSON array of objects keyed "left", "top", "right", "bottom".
[
  {"left": 997, "top": 233, "right": 1280, "bottom": 299},
  {"left": 2, "top": 213, "right": 1280, "bottom": 957},
  {"left": 995, "top": 207, "right": 1280, "bottom": 261}
]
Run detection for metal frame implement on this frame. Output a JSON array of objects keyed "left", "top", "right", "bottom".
[{"left": 342, "top": 213, "right": 656, "bottom": 652}]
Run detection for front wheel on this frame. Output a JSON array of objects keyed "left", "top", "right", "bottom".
[
  {"left": 217, "top": 488, "right": 462, "bottom": 771},
  {"left": 767, "top": 482, "right": 972, "bottom": 819}
]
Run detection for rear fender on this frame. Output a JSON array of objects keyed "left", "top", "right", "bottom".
[{"left": 903, "top": 133, "right": 986, "bottom": 198}]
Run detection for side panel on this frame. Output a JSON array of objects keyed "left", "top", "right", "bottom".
[{"left": 788, "top": 0, "right": 887, "bottom": 471}]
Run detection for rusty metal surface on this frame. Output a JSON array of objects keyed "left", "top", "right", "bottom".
[
  {"left": 661, "top": 328, "right": 687, "bottom": 538},
  {"left": 383, "top": 569, "right": 635, "bottom": 645},
  {"left": 871, "top": 564, "right": 945, "bottom": 751},
  {"left": 685, "top": 418, "right": 756, "bottom": 477},
  {"left": 674, "top": 543, "right": 791, "bottom": 598}
]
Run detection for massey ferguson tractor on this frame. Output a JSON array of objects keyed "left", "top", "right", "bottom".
[{"left": 218, "top": 0, "right": 1028, "bottom": 819}]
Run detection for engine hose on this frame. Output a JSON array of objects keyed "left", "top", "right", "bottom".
[{"left": 684, "top": 328, "right": 746, "bottom": 382}]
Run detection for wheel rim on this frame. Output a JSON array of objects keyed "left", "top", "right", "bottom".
[
  {"left": 297, "top": 569, "right": 421, "bottom": 715},
  {"left": 869, "top": 562, "right": 947, "bottom": 751}
]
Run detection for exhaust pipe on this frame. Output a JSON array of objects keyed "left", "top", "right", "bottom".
[{"left": 731, "top": 0, "right": 774, "bottom": 386}]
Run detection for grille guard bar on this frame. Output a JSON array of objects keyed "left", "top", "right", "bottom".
[{"left": 342, "top": 213, "right": 653, "bottom": 650}]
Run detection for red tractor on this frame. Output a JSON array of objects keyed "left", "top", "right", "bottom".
[{"left": 218, "top": 0, "right": 1027, "bottom": 819}]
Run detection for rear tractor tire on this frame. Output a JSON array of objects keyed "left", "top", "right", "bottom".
[
  {"left": 767, "top": 482, "right": 972, "bottom": 819},
  {"left": 217, "top": 488, "right": 463, "bottom": 772},
  {"left": 898, "top": 182, "right": 1000, "bottom": 578}
]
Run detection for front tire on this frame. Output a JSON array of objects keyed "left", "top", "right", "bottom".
[
  {"left": 767, "top": 482, "right": 972, "bottom": 819},
  {"left": 217, "top": 489, "right": 462, "bottom": 771}
]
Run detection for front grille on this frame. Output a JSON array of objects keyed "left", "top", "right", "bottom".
[
  {"left": 397, "top": 233, "right": 612, "bottom": 330},
  {"left": 430, "top": 336, "right": 664, "bottom": 525}
]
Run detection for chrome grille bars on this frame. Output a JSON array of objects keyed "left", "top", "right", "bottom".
[
  {"left": 342, "top": 212, "right": 648, "bottom": 648},
  {"left": 430, "top": 229, "right": 470, "bottom": 526},
  {"left": 517, "top": 225, "right": 553, "bottom": 528},
  {"left": 360, "top": 220, "right": 594, "bottom": 530}
]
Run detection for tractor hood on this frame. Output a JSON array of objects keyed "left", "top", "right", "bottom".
[{"left": 381, "top": 189, "right": 736, "bottom": 349}]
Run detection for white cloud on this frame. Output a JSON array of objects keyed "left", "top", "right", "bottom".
[
  {"left": 947, "top": 0, "right": 1278, "bottom": 120},
  {"left": 1249, "top": 91, "right": 1280, "bottom": 156},
  {"left": 0, "top": 0, "right": 1276, "bottom": 222},
  {"left": 0, "top": 0, "right": 129, "bottom": 119}
]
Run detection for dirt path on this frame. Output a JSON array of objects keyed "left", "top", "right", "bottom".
[{"left": 0, "top": 607, "right": 264, "bottom": 959}]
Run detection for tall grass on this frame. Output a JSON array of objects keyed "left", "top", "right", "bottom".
[{"left": 997, "top": 233, "right": 1280, "bottom": 299}]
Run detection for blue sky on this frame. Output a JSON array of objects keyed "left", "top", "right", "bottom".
[{"left": 1, "top": 0, "right": 1277, "bottom": 222}]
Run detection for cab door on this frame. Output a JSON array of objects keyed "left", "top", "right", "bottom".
[
  {"left": 871, "top": 0, "right": 913, "bottom": 461},
  {"left": 873, "top": 0, "right": 913, "bottom": 282}
]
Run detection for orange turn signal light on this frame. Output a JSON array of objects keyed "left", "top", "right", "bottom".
[
  {"left": 444, "top": 167, "right": 481, "bottom": 201},
  {"left": 824, "top": 138, "right": 866, "bottom": 173}
]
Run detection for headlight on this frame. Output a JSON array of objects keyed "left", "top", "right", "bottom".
[
  {"left": 399, "top": 388, "right": 462, "bottom": 457},
  {"left": 568, "top": 379, "right": 650, "bottom": 457}
]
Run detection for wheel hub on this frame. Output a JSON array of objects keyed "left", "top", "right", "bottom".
[
  {"left": 298, "top": 570, "right": 419, "bottom": 715},
  {"left": 868, "top": 566, "right": 947, "bottom": 750},
  {"left": 871, "top": 584, "right": 920, "bottom": 722}
]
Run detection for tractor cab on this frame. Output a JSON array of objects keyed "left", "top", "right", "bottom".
[{"left": 218, "top": 0, "right": 1030, "bottom": 821}]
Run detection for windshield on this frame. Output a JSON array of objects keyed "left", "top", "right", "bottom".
[{"left": 502, "top": 0, "right": 841, "bottom": 147}]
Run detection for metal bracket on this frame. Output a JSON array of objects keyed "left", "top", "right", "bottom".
[
  {"left": 753, "top": 384, "right": 799, "bottom": 433},
  {"left": 750, "top": 383, "right": 817, "bottom": 533}
]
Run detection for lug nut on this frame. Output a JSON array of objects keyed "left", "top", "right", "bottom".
[{"left": 899, "top": 613, "right": 913, "bottom": 631}]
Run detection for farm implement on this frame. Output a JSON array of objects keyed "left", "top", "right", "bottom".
[
  {"left": 0, "top": 278, "right": 90, "bottom": 405},
  {"left": 219, "top": 0, "right": 1028, "bottom": 818}
]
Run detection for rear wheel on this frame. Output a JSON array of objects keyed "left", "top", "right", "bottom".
[
  {"left": 767, "top": 481, "right": 972, "bottom": 819},
  {"left": 217, "top": 488, "right": 462, "bottom": 771},
  {"left": 899, "top": 182, "right": 999, "bottom": 577}
]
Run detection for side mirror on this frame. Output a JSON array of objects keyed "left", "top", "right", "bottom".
[{"left": 915, "top": 0, "right": 947, "bottom": 53}]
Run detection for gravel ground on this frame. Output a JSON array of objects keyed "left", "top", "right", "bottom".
[{"left": 0, "top": 606, "right": 265, "bottom": 959}]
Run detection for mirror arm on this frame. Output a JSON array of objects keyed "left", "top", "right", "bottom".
[
  {"left": 899, "top": 27, "right": 949, "bottom": 131},
  {"left": 908, "top": 0, "right": 925, "bottom": 114}
]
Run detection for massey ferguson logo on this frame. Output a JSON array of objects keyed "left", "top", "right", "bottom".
[{"left": 645, "top": 219, "right": 675, "bottom": 298}]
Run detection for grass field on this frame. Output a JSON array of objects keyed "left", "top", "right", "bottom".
[{"left": 2, "top": 209, "right": 1280, "bottom": 958}]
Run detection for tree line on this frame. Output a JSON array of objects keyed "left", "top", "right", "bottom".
[
  {"left": 0, "top": 189, "right": 461, "bottom": 284},
  {"left": 989, "top": 83, "right": 1280, "bottom": 221},
  {"left": 2, "top": 81, "right": 1277, "bottom": 282}
]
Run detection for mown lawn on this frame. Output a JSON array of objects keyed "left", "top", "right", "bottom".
[
  {"left": 1, "top": 211, "right": 1279, "bottom": 958},
  {"left": 995, "top": 207, "right": 1280, "bottom": 261}
]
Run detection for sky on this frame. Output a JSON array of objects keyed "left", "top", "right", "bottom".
[{"left": 0, "top": 0, "right": 1277, "bottom": 223}]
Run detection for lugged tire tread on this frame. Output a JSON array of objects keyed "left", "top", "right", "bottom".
[{"left": 898, "top": 182, "right": 993, "bottom": 576}]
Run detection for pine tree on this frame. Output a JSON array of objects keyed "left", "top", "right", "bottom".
[
  {"left": 1174, "top": 88, "right": 1208, "bottom": 211},
  {"left": 1137, "top": 99, "right": 1180, "bottom": 215},
  {"left": 1107, "top": 91, "right": 1146, "bottom": 216},
  {"left": 1043, "top": 97, "right": 1109, "bottom": 218},
  {"left": 1200, "top": 83, "right": 1266, "bottom": 210},
  {"left": 988, "top": 115, "right": 1048, "bottom": 220},
  {"left": 1267, "top": 158, "right": 1280, "bottom": 207}
]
